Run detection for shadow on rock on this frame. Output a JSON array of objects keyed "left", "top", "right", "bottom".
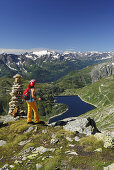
[
  {"left": 86, "top": 117, "right": 101, "bottom": 134},
  {"left": 0, "top": 121, "right": 8, "bottom": 128}
]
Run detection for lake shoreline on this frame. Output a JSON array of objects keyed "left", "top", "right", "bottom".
[{"left": 49, "top": 95, "right": 95, "bottom": 124}]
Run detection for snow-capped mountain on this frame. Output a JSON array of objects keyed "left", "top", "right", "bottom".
[{"left": 0, "top": 50, "right": 114, "bottom": 82}]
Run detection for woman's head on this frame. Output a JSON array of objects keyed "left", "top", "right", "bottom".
[{"left": 28, "top": 79, "right": 36, "bottom": 88}]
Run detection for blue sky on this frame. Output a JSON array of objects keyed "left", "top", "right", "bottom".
[{"left": 0, "top": 0, "right": 114, "bottom": 51}]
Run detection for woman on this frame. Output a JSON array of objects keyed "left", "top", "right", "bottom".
[{"left": 26, "top": 79, "right": 41, "bottom": 124}]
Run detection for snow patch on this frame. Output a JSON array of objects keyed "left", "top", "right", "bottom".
[
  {"left": 25, "top": 55, "right": 33, "bottom": 59},
  {"left": 6, "top": 62, "right": 17, "bottom": 71},
  {"left": 23, "top": 68, "right": 27, "bottom": 73},
  {"left": 32, "top": 50, "right": 51, "bottom": 57}
]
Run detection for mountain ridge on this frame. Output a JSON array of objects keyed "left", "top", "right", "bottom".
[{"left": 0, "top": 50, "right": 114, "bottom": 82}]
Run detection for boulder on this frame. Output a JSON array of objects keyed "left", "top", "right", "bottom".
[
  {"left": 0, "top": 140, "right": 6, "bottom": 147},
  {"left": 94, "top": 133, "right": 113, "bottom": 148},
  {"left": 62, "top": 117, "right": 101, "bottom": 136},
  {"left": 104, "top": 163, "right": 114, "bottom": 170},
  {"left": 63, "top": 117, "right": 92, "bottom": 135}
]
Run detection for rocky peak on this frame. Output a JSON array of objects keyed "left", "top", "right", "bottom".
[{"left": 91, "top": 61, "right": 114, "bottom": 82}]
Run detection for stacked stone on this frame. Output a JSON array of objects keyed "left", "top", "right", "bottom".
[{"left": 8, "top": 74, "right": 25, "bottom": 116}]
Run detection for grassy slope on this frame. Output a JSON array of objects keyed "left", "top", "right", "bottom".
[
  {"left": 56, "top": 65, "right": 93, "bottom": 89},
  {"left": 0, "top": 119, "right": 113, "bottom": 170},
  {"left": 0, "top": 75, "right": 114, "bottom": 169},
  {"left": 62, "top": 75, "right": 114, "bottom": 132}
]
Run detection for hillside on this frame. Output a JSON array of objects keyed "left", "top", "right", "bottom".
[
  {"left": 0, "top": 65, "right": 114, "bottom": 169},
  {"left": 77, "top": 76, "right": 114, "bottom": 132},
  {"left": 0, "top": 118, "right": 113, "bottom": 170},
  {"left": 56, "top": 60, "right": 114, "bottom": 89},
  {"left": 61, "top": 75, "right": 114, "bottom": 133}
]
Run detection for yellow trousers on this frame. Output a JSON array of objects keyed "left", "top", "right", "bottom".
[{"left": 26, "top": 101, "right": 39, "bottom": 123}]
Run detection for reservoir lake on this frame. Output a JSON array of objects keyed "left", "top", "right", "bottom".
[{"left": 49, "top": 95, "right": 95, "bottom": 123}]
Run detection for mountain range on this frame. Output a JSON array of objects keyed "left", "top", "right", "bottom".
[{"left": 0, "top": 50, "right": 114, "bottom": 82}]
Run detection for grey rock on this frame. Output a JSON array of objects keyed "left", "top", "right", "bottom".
[
  {"left": 0, "top": 115, "right": 19, "bottom": 123},
  {"left": 0, "top": 164, "right": 9, "bottom": 170},
  {"left": 69, "top": 144, "right": 75, "bottom": 147},
  {"left": 9, "top": 165, "right": 15, "bottom": 168},
  {"left": 22, "top": 156, "right": 27, "bottom": 161},
  {"left": 21, "top": 147, "right": 35, "bottom": 155},
  {"left": 74, "top": 136, "right": 80, "bottom": 142},
  {"left": 51, "top": 133, "right": 56, "bottom": 138},
  {"left": 66, "top": 137, "right": 73, "bottom": 142},
  {"left": 63, "top": 117, "right": 92, "bottom": 135},
  {"left": 91, "top": 62, "right": 114, "bottom": 83},
  {"left": 0, "top": 140, "right": 6, "bottom": 147},
  {"left": 65, "top": 150, "right": 78, "bottom": 155},
  {"left": 14, "top": 160, "right": 22, "bottom": 164},
  {"left": 33, "top": 126, "right": 39, "bottom": 133},
  {"left": 51, "top": 138, "right": 59, "bottom": 144},
  {"left": 32, "top": 146, "right": 55, "bottom": 154},
  {"left": 42, "top": 129, "right": 47, "bottom": 134},
  {"left": 24, "top": 126, "right": 33, "bottom": 133},
  {"left": 94, "top": 133, "right": 113, "bottom": 148},
  {"left": 94, "top": 148, "right": 102, "bottom": 152},
  {"left": 36, "top": 163, "right": 42, "bottom": 170},
  {"left": 104, "top": 163, "right": 114, "bottom": 170},
  {"left": 18, "top": 139, "right": 31, "bottom": 146}
]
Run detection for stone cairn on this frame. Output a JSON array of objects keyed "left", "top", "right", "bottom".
[{"left": 8, "top": 74, "right": 25, "bottom": 117}]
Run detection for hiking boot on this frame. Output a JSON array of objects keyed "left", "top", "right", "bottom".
[
  {"left": 27, "top": 121, "right": 34, "bottom": 124},
  {"left": 34, "top": 121, "right": 47, "bottom": 126}
]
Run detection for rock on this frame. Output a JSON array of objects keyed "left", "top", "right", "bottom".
[
  {"left": 104, "top": 163, "right": 114, "bottom": 170},
  {"left": 14, "top": 160, "right": 22, "bottom": 164},
  {"left": 0, "top": 164, "right": 9, "bottom": 170},
  {"left": 0, "top": 156, "right": 3, "bottom": 161},
  {"left": 22, "top": 157, "right": 27, "bottom": 161},
  {"left": 18, "top": 139, "right": 31, "bottom": 146},
  {"left": 65, "top": 150, "right": 78, "bottom": 155},
  {"left": 27, "top": 154, "right": 38, "bottom": 159},
  {"left": 91, "top": 62, "right": 114, "bottom": 83},
  {"left": 33, "top": 126, "right": 39, "bottom": 133},
  {"left": 51, "top": 133, "right": 56, "bottom": 138},
  {"left": 66, "top": 137, "right": 73, "bottom": 142},
  {"left": 63, "top": 117, "right": 101, "bottom": 136},
  {"left": 32, "top": 146, "right": 55, "bottom": 154},
  {"left": 51, "top": 138, "right": 59, "bottom": 144},
  {"left": 94, "top": 148, "right": 102, "bottom": 152},
  {"left": 0, "top": 115, "right": 20, "bottom": 123},
  {"left": 20, "top": 147, "right": 35, "bottom": 156},
  {"left": 69, "top": 144, "right": 75, "bottom": 147},
  {"left": 42, "top": 129, "right": 47, "bottom": 134},
  {"left": 24, "top": 126, "right": 33, "bottom": 133},
  {"left": 42, "top": 156, "right": 52, "bottom": 161},
  {"left": 94, "top": 133, "right": 113, "bottom": 148},
  {"left": 63, "top": 117, "right": 92, "bottom": 135},
  {"left": 74, "top": 136, "right": 80, "bottom": 142},
  {"left": 9, "top": 165, "right": 15, "bottom": 168},
  {"left": 0, "top": 140, "right": 6, "bottom": 147},
  {"left": 36, "top": 163, "right": 42, "bottom": 170},
  {"left": 8, "top": 74, "right": 25, "bottom": 116}
]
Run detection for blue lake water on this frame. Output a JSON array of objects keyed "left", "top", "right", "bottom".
[{"left": 49, "top": 96, "right": 95, "bottom": 123}]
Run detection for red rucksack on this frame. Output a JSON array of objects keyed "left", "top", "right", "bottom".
[{"left": 23, "top": 88, "right": 31, "bottom": 100}]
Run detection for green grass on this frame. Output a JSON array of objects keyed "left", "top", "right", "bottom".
[{"left": 0, "top": 118, "right": 113, "bottom": 170}]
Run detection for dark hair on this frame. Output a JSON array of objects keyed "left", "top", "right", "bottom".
[{"left": 28, "top": 84, "right": 35, "bottom": 89}]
